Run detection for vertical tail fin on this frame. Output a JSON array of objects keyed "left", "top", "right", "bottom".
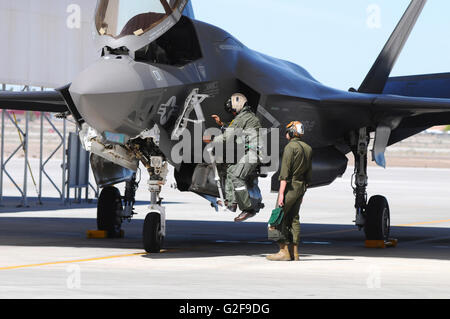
[{"left": 358, "top": 0, "right": 427, "bottom": 94}]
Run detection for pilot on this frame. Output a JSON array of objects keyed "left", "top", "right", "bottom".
[
  {"left": 209, "top": 93, "right": 262, "bottom": 222},
  {"left": 211, "top": 97, "right": 235, "bottom": 131},
  {"left": 267, "top": 121, "right": 312, "bottom": 261},
  {"left": 211, "top": 102, "right": 238, "bottom": 212}
]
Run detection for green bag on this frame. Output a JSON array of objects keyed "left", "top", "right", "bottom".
[
  {"left": 268, "top": 207, "right": 284, "bottom": 242},
  {"left": 268, "top": 207, "right": 284, "bottom": 227}
]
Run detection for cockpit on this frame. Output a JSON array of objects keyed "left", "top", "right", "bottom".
[{"left": 95, "top": 0, "right": 189, "bottom": 39}]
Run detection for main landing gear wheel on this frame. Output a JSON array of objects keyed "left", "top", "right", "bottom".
[
  {"left": 97, "top": 186, "right": 123, "bottom": 238},
  {"left": 143, "top": 212, "right": 164, "bottom": 253},
  {"left": 364, "top": 195, "right": 390, "bottom": 241}
]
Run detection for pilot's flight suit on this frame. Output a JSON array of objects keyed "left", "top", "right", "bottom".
[
  {"left": 276, "top": 137, "right": 312, "bottom": 246},
  {"left": 213, "top": 105, "right": 262, "bottom": 212},
  {"left": 218, "top": 121, "right": 237, "bottom": 207}
]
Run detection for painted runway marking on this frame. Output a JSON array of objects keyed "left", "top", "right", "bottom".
[
  {"left": 303, "top": 241, "right": 331, "bottom": 245},
  {"left": 303, "top": 219, "right": 450, "bottom": 238},
  {"left": 0, "top": 252, "right": 146, "bottom": 271},
  {"left": 302, "top": 229, "right": 357, "bottom": 237},
  {"left": 396, "top": 219, "right": 450, "bottom": 227},
  {"left": 215, "top": 240, "right": 272, "bottom": 245},
  {"left": 215, "top": 240, "right": 240, "bottom": 243},
  {"left": 247, "top": 241, "right": 273, "bottom": 245}
]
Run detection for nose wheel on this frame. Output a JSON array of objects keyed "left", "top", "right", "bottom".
[
  {"left": 143, "top": 211, "right": 165, "bottom": 253},
  {"left": 141, "top": 157, "right": 168, "bottom": 254}
]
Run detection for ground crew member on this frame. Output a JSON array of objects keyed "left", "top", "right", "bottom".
[
  {"left": 267, "top": 121, "right": 312, "bottom": 261},
  {"left": 208, "top": 93, "right": 262, "bottom": 222}
]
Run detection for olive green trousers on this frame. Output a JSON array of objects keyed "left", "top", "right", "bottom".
[
  {"left": 275, "top": 182, "right": 305, "bottom": 245},
  {"left": 226, "top": 161, "right": 258, "bottom": 211}
]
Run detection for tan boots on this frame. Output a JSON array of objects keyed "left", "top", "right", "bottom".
[
  {"left": 266, "top": 243, "right": 292, "bottom": 261},
  {"left": 266, "top": 243, "right": 299, "bottom": 261}
]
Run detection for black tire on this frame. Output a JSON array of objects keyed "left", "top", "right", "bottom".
[
  {"left": 97, "top": 186, "right": 123, "bottom": 238},
  {"left": 364, "top": 195, "right": 390, "bottom": 241},
  {"left": 143, "top": 212, "right": 164, "bottom": 253}
]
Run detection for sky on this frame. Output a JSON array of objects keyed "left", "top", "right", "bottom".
[{"left": 192, "top": 0, "right": 450, "bottom": 90}]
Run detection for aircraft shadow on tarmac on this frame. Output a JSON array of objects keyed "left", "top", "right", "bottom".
[{"left": 0, "top": 216, "right": 449, "bottom": 261}]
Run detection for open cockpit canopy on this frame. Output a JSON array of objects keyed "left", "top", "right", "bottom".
[{"left": 95, "top": 0, "right": 189, "bottom": 39}]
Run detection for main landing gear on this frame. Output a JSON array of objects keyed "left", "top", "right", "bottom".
[{"left": 350, "top": 128, "right": 391, "bottom": 242}]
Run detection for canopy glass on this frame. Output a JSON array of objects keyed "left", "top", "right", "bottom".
[{"left": 95, "top": 0, "right": 187, "bottom": 38}]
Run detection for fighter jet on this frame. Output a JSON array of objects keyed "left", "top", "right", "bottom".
[{"left": 1, "top": 0, "right": 449, "bottom": 253}]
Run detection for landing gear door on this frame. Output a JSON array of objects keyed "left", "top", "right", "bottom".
[{"left": 90, "top": 153, "right": 135, "bottom": 188}]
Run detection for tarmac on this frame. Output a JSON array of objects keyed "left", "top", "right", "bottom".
[{"left": 0, "top": 160, "right": 450, "bottom": 299}]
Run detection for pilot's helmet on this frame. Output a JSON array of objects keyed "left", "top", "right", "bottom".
[
  {"left": 231, "top": 93, "right": 248, "bottom": 113},
  {"left": 286, "top": 121, "right": 305, "bottom": 138}
]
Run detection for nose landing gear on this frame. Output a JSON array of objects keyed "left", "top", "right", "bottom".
[{"left": 143, "top": 172, "right": 167, "bottom": 253}]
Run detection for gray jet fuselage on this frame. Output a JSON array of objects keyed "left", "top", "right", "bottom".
[{"left": 70, "top": 16, "right": 363, "bottom": 188}]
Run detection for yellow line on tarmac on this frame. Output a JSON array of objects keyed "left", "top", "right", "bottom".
[
  {"left": 0, "top": 252, "right": 147, "bottom": 271},
  {"left": 395, "top": 219, "right": 450, "bottom": 227},
  {"left": 303, "top": 219, "right": 450, "bottom": 237}
]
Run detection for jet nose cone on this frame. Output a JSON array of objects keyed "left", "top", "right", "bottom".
[
  {"left": 71, "top": 56, "right": 145, "bottom": 95},
  {"left": 69, "top": 57, "right": 148, "bottom": 135}
]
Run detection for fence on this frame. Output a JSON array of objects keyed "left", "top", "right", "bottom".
[{"left": 0, "top": 84, "right": 97, "bottom": 207}]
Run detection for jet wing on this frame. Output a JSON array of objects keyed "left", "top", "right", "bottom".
[
  {"left": 0, "top": 90, "right": 68, "bottom": 113},
  {"left": 322, "top": 92, "right": 450, "bottom": 168},
  {"left": 384, "top": 73, "right": 450, "bottom": 99},
  {"left": 374, "top": 95, "right": 450, "bottom": 115},
  {"left": 322, "top": 93, "right": 450, "bottom": 117}
]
